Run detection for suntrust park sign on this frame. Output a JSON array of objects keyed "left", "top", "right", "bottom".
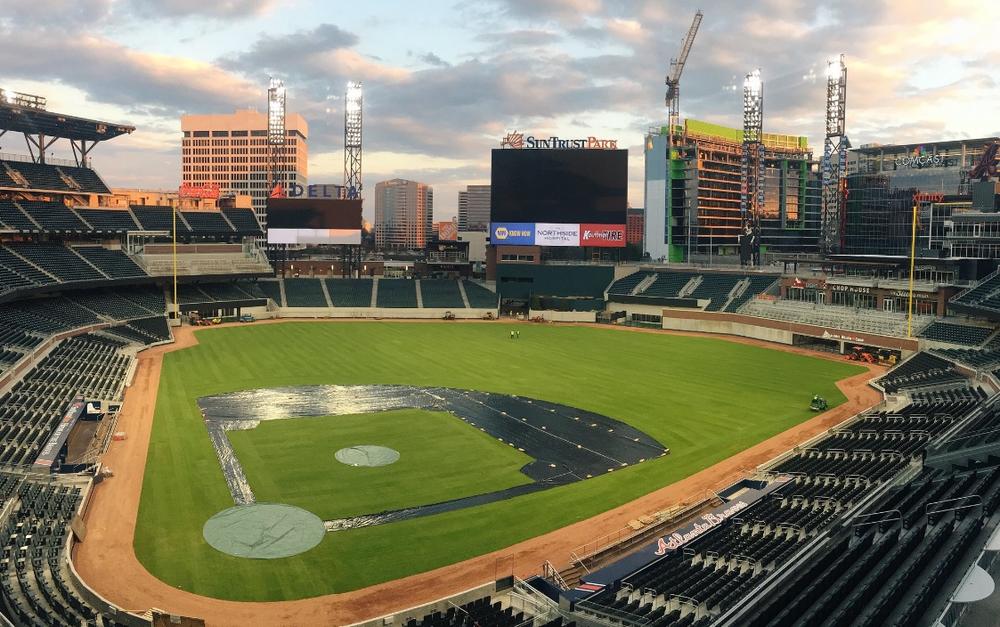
[{"left": 501, "top": 131, "right": 618, "bottom": 150}]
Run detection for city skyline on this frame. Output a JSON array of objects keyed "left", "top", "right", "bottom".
[{"left": 0, "top": 0, "right": 997, "bottom": 222}]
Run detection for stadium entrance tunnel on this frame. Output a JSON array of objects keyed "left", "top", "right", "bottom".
[{"left": 197, "top": 385, "right": 666, "bottom": 532}]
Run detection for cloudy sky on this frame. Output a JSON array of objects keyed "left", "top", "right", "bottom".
[{"left": 1, "top": 0, "right": 997, "bottom": 220}]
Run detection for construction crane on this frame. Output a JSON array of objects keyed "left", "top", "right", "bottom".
[{"left": 665, "top": 10, "right": 703, "bottom": 146}]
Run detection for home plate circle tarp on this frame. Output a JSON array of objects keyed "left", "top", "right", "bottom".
[
  {"left": 335, "top": 445, "right": 400, "bottom": 467},
  {"left": 203, "top": 503, "right": 325, "bottom": 559}
]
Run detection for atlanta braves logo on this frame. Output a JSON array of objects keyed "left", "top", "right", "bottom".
[{"left": 501, "top": 131, "right": 524, "bottom": 149}]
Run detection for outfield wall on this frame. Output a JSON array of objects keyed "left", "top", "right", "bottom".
[
  {"left": 529, "top": 310, "right": 597, "bottom": 323},
  {"left": 273, "top": 307, "right": 496, "bottom": 320}
]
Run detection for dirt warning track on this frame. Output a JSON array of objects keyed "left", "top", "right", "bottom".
[{"left": 73, "top": 319, "right": 883, "bottom": 627}]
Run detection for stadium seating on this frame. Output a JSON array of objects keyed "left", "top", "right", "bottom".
[
  {"left": 284, "top": 278, "right": 328, "bottom": 307},
  {"left": 399, "top": 595, "right": 568, "bottom": 627},
  {"left": 0, "top": 334, "right": 131, "bottom": 465},
  {"left": 15, "top": 200, "right": 88, "bottom": 232},
  {"left": 73, "top": 246, "right": 147, "bottom": 279},
  {"left": 326, "top": 279, "right": 373, "bottom": 307},
  {"left": 0, "top": 478, "right": 116, "bottom": 626},
  {"left": 0, "top": 159, "right": 110, "bottom": 194},
  {"left": 222, "top": 208, "right": 263, "bottom": 235},
  {"left": 878, "top": 352, "right": 966, "bottom": 393},
  {"left": 640, "top": 270, "right": 699, "bottom": 298},
  {"left": 0, "top": 247, "right": 56, "bottom": 287},
  {"left": 6, "top": 244, "right": 104, "bottom": 282},
  {"left": 741, "top": 463, "right": 999, "bottom": 627},
  {"left": 688, "top": 273, "right": 744, "bottom": 311},
  {"left": 934, "top": 336, "right": 1000, "bottom": 370},
  {"left": 0, "top": 265, "right": 33, "bottom": 296},
  {"left": 953, "top": 271, "right": 1000, "bottom": 307},
  {"left": 725, "top": 275, "right": 778, "bottom": 312},
  {"left": 377, "top": 279, "right": 418, "bottom": 308},
  {"left": 420, "top": 279, "right": 465, "bottom": 308},
  {"left": 463, "top": 281, "right": 498, "bottom": 309},
  {"left": 606, "top": 272, "right": 651, "bottom": 296},
  {"left": 181, "top": 211, "right": 235, "bottom": 235},
  {"left": 0, "top": 200, "right": 39, "bottom": 232},
  {"left": 67, "top": 289, "right": 159, "bottom": 321},
  {"left": 131, "top": 205, "right": 190, "bottom": 232},
  {"left": 104, "top": 316, "right": 171, "bottom": 345},
  {"left": 173, "top": 281, "right": 265, "bottom": 306},
  {"left": 258, "top": 280, "right": 283, "bottom": 305},
  {"left": 741, "top": 298, "right": 935, "bottom": 338},
  {"left": 74, "top": 208, "right": 140, "bottom": 232},
  {"left": 919, "top": 320, "right": 995, "bottom": 346}
]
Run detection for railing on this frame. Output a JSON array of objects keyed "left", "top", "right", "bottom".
[
  {"left": 0, "top": 151, "right": 87, "bottom": 168},
  {"left": 936, "top": 525, "right": 1000, "bottom": 627}
]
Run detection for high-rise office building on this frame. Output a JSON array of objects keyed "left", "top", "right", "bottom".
[
  {"left": 457, "top": 184, "right": 490, "bottom": 232},
  {"left": 374, "top": 178, "right": 434, "bottom": 249},
  {"left": 181, "top": 109, "right": 308, "bottom": 230}
]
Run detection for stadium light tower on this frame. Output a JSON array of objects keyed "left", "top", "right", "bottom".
[
  {"left": 741, "top": 69, "right": 764, "bottom": 265},
  {"left": 267, "top": 77, "right": 287, "bottom": 197},
  {"left": 821, "top": 54, "right": 848, "bottom": 254},
  {"left": 344, "top": 81, "right": 363, "bottom": 200}
]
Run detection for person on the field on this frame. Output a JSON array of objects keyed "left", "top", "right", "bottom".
[
  {"left": 516, "top": 330, "right": 520, "bottom": 339},
  {"left": 510, "top": 330, "right": 515, "bottom": 339}
]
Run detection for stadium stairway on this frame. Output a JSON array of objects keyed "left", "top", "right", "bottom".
[
  {"left": 319, "top": 278, "right": 334, "bottom": 308},
  {"left": 457, "top": 281, "right": 471, "bottom": 308}
]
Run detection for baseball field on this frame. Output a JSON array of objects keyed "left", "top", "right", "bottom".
[{"left": 133, "top": 321, "right": 865, "bottom": 601}]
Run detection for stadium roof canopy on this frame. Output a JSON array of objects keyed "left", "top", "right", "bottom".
[{"left": 0, "top": 101, "right": 134, "bottom": 142}]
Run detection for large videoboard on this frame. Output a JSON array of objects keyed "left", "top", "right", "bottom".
[
  {"left": 266, "top": 198, "right": 362, "bottom": 245},
  {"left": 490, "top": 148, "right": 627, "bottom": 247}
]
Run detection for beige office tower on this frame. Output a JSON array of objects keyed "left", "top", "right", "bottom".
[
  {"left": 457, "top": 184, "right": 491, "bottom": 232},
  {"left": 180, "top": 109, "right": 308, "bottom": 230},
  {"left": 374, "top": 179, "right": 434, "bottom": 250}
]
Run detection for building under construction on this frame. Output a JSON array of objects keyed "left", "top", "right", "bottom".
[{"left": 644, "top": 119, "right": 820, "bottom": 262}]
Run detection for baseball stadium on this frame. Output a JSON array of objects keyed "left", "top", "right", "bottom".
[{"left": 1, "top": 47, "right": 1000, "bottom": 627}]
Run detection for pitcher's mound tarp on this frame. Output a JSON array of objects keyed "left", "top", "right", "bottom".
[
  {"left": 203, "top": 503, "right": 325, "bottom": 559},
  {"left": 335, "top": 445, "right": 400, "bottom": 467}
]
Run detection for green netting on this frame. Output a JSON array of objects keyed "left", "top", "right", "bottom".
[
  {"left": 203, "top": 503, "right": 325, "bottom": 559},
  {"left": 335, "top": 445, "right": 400, "bottom": 467}
]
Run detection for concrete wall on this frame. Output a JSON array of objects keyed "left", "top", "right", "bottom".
[
  {"left": 661, "top": 315, "right": 795, "bottom": 345},
  {"left": 345, "top": 582, "right": 497, "bottom": 627},
  {"left": 528, "top": 310, "right": 597, "bottom": 323}
]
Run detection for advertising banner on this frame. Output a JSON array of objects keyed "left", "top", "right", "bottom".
[
  {"left": 580, "top": 224, "right": 626, "bottom": 247},
  {"left": 491, "top": 222, "right": 535, "bottom": 245},
  {"left": 534, "top": 223, "right": 580, "bottom": 246}
]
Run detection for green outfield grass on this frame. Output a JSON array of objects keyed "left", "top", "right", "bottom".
[
  {"left": 227, "top": 409, "right": 533, "bottom": 520},
  {"left": 134, "top": 321, "right": 865, "bottom": 601}
]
